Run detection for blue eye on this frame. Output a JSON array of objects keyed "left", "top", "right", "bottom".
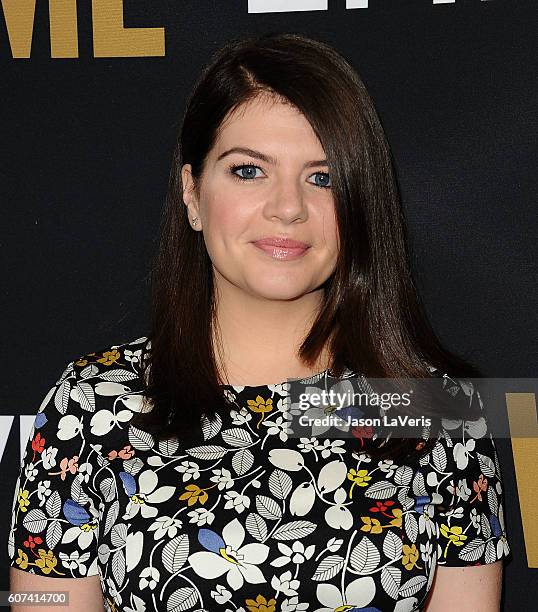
[
  {"left": 310, "top": 172, "right": 331, "bottom": 189},
  {"left": 229, "top": 164, "right": 263, "bottom": 181},
  {"left": 228, "top": 162, "right": 331, "bottom": 189}
]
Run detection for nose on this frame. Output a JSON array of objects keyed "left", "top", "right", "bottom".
[{"left": 262, "top": 177, "right": 308, "bottom": 224}]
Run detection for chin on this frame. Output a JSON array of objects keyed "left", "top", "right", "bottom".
[{"left": 245, "top": 279, "right": 315, "bottom": 301}]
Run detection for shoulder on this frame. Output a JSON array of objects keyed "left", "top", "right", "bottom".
[
  {"left": 32, "top": 335, "right": 151, "bottom": 443},
  {"left": 66, "top": 335, "right": 151, "bottom": 431},
  {"left": 72, "top": 334, "right": 151, "bottom": 379}
]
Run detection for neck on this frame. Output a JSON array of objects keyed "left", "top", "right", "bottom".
[{"left": 211, "top": 275, "right": 332, "bottom": 386}]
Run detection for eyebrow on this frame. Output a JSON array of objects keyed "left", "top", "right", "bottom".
[{"left": 216, "top": 147, "right": 328, "bottom": 169}]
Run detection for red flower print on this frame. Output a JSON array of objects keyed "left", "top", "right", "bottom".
[
  {"left": 351, "top": 425, "right": 374, "bottom": 447},
  {"left": 49, "top": 456, "right": 79, "bottom": 480},
  {"left": 108, "top": 445, "right": 134, "bottom": 461},
  {"left": 31, "top": 432, "right": 45, "bottom": 460},
  {"left": 369, "top": 500, "right": 396, "bottom": 518},
  {"left": 471, "top": 474, "right": 488, "bottom": 502},
  {"left": 23, "top": 535, "right": 43, "bottom": 550},
  {"left": 118, "top": 445, "right": 134, "bottom": 459}
]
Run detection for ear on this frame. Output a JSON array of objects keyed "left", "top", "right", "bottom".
[{"left": 181, "top": 163, "right": 200, "bottom": 218}]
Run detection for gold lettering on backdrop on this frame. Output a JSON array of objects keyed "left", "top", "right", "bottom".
[
  {"left": 2, "top": 0, "right": 36, "bottom": 58},
  {"left": 92, "top": 0, "right": 164, "bottom": 58},
  {"left": 2, "top": 0, "right": 164, "bottom": 58},
  {"left": 50, "top": 0, "right": 78, "bottom": 58},
  {"left": 506, "top": 392, "right": 538, "bottom": 568}
]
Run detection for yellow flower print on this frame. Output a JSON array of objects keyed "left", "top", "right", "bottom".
[
  {"left": 97, "top": 349, "right": 121, "bottom": 366},
  {"left": 360, "top": 507, "right": 402, "bottom": 533},
  {"left": 18, "top": 488, "right": 30, "bottom": 512},
  {"left": 130, "top": 494, "right": 145, "bottom": 505},
  {"left": 440, "top": 523, "right": 468, "bottom": 559},
  {"left": 389, "top": 508, "right": 403, "bottom": 528},
  {"left": 245, "top": 594, "right": 277, "bottom": 612},
  {"left": 247, "top": 395, "right": 274, "bottom": 428},
  {"left": 347, "top": 468, "right": 372, "bottom": 499},
  {"left": 402, "top": 543, "right": 422, "bottom": 570},
  {"left": 106, "top": 598, "right": 119, "bottom": 612},
  {"left": 179, "top": 484, "right": 209, "bottom": 506},
  {"left": 34, "top": 549, "right": 65, "bottom": 576},
  {"left": 360, "top": 516, "right": 383, "bottom": 534},
  {"left": 75, "top": 358, "right": 88, "bottom": 366},
  {"left": 15, "top": 548, "right": 65, "bottom": 576},
  {"left": 15, "top": 549, "right": 29, "bottom": 570}
]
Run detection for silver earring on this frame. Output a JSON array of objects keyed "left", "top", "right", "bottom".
[{"left": 191, "top": 217, "right": 199, "bottom": 226}]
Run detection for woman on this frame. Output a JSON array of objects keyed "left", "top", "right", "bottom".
[{"left": 8, "top": 33, "right": 510, "bottom": 611}]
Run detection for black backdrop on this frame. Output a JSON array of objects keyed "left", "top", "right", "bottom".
[{"left": 1, "top": 1, "right": 536, "bottom": 609}]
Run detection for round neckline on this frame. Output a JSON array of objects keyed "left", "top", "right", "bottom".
[{"left": 218, "top": 367, "right": 342, "bottom": 390}]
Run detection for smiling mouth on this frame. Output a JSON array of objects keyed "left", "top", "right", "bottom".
[{"left": 251, "top": 242, "right": 310, "bottom": 261}]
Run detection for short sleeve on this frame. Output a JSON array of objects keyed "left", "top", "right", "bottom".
[
  {"left": 418, "top": 385, "right": 512, "bottom": 567},
  {"left": 7, "top": 359, "right": 100, "bottom": 578}
]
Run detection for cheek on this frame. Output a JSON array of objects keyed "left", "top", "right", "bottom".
[
  {"left": 202, "top": 197, "right": 253, "bottom": 257},
  {"left": 317, "top": 205, "right": 340, "bottom": 254}
]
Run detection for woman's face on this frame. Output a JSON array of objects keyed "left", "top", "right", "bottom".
[{"left": 181, "top": 95, "right": 339, "bottom": 301}]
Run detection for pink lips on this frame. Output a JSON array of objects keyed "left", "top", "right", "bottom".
[{"left": 252, "top": 236, "right": 310, "bottom": 260}]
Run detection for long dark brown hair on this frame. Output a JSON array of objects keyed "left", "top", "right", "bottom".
[{"left": 132, "top": 32, "right": 483, "bottom": 462}]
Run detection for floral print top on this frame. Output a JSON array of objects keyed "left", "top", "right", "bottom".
[{"left": 8, "top": 335, "right": 511, "bottom": 612}]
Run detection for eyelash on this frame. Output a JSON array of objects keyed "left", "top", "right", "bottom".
[{"left": 227, "top": 161, "right": 332, "bottom": 189}]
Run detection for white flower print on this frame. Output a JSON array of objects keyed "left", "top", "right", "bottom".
[
  {"left": 230, "top": 406, "right": 252, "bottom": 425},
  {"left": 447, "top": 477, "right": 471, "bottom": 501},
  {"left": 24, "top": 463, "right": 38, "bottom": 481},
  {"left": 271, "top": 570, "right": 300, "bottom": 597},
  {"left": 315, "top": 576, "right": 376, "bottom": 611},
  {"left": 378, "top": 458, "right": 397, "bottom": 477},
  {"left": 223, "top": 490, "right": 251, "bottom": 514},
  {"left": 36, "top": 479, "right": 52, "bottom": 505},
  {"left": 175, "top": 461, "right": 200, "bottom": 481},
  {"left": 281, "top": 596, "right": 309, "bottom": 612},
  {"left": 90, "top": 407, "right": 132, "bottom": 436},
  {"left": 210, "top": 584, "right": 233, "bottom": 604},
  {"left": 325, "top": 486, "right": 354, "bottom": 530},
  {"left": 289, "top": 482, "right": 316, "bottom": 517},
  {"left": 58, "top": 550, "right": 92, "bottom": 575},
  {"left": 124, "top": 348, "right": 142, "bottom": 365},
  {"left": 297, "top": 437, "right": 320, "bottom": 452},
  {"left": 420, "top": 541, "right": 433, "bottom": 564},
  {"left": 62, "top": 498, "right": 99, "bottom": 551},
  {"left": 139, "top": 566, "right": 160, "bottom": 590},
  {"left": 444, "top": 505, "right": 465, "bottom": 520},
  {"left": 210, "top": 467, "right": 234, "bottom": 490},
  {"left": 270, "top": 541, "right": 315, "bottom": 568},
  {"left": 41, "top": 446, "right": 58, "bottom": 469},
  {"left": 147, "top": 515, "right": 182, "bottom": 539},
  {"left": 77, "top": 461, "right": 93, "bottom": 483},
  {"left": 351, "top": 451, "right": 372, "bottom": 463},
  {"left": 56, "top": 414, "right": 83, "bottom": 441},
  {"left": 187, "top": 507, "right": 215, "bottom": 526},
  {"left": 470, "top": 507, "right": 481, "bottom": 531},
  {"left": 262, "top": 414, "right": 294, "bottom": 441},
  {"left": 319, "top": 438, "right": 346, "bottom": 459},
  {"left": 418, "top": 503, "right": 436, "bottom": 538},
  {"left": 189, "top": 517, "right": 270, "bottom": 590},
  {"left": 123, "top": 469, "right": 176, "bottom": 519},
  {"left": 453, "top": 438, "right": 475, "bottom": 470}
]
